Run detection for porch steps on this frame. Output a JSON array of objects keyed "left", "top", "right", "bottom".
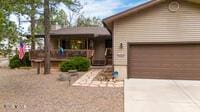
[{"left": 92, "top": 59, "right": 106, "bottom": 66}]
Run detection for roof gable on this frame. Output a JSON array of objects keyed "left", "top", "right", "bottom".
[{"left": 103, "top": 0, "right": 200, "bottom": 32}]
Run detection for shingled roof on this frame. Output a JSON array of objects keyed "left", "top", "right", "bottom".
[
  {"left": 26, "top": 27, "right": 111, "bottom": 38},
  {"left": 50, "top": 27, "right": 110, "bottom": 36}
]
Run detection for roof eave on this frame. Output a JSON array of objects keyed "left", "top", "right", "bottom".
[
  {"left": 103, "top": 0, "right": 200, "bottom": 32},
  {"left": 103, "top": 0, "right": 165, "bottom": 32},
  {"left": 102, "top": 21, "right": 113, "bottom": 35}
]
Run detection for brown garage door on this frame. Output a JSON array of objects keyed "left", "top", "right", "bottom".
[{"left": 128, "top": 44, "right": 200, "bottom": 80}]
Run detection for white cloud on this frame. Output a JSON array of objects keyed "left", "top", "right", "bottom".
[
  {"left": 79, "top": 0, "right": 123, "bottom": 18},
  {"left": 9, "top": 14, "right": 30, "bottom": 33},
  {"left": 78, "top": 0, "right": 149, "bottom": 19},
  {"left": 9, "top": 0, "right": 148, "bottom": 33}
]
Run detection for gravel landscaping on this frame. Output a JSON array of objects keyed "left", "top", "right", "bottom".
[{"left": 0, "top": 68, "right": 123, "bottom": 112}]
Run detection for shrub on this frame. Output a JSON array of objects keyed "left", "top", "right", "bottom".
[
  {"left": 9, "top": 52, "right": 31, "bottom": 69},
  {"left": 60, "top": 60, "right": 76, "bottom": 72},
  {"left": 22, "top": 53, "right": 31, "bottom": 67},
  {"left": 75, "top": 57, "right": 90, "bottom": 71},
  {"left": 60, "top": 57, "right": 90, "bottom": 72},
  {"left": 9, "top": 57, "right": 21, "bottom": 69}
]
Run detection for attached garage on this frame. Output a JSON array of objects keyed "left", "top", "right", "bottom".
[
  {"left": 128, "top": 44, "right": 200, "bottom": 80},
  {"left": 103, "top": 0, "right": 200, "bottom": 80}
]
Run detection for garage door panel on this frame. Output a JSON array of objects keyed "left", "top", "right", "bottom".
[
  {"left": 130, "top": 55, "right": 200, "bottom": 59},
  {"left": 128, "top": 44, "right": 200, "bottom": 80},
  {"left": 132, "top": 70, "right": 200, "bottom": 79},
  {"left": 130, "top": 61, "right": 200, "bottom": 66},
  {"left": 130, "top": 59, "right": 200, "bottom": 63},
  {"left": 132, "top": 68, "right": 200, "bottom": 72}
]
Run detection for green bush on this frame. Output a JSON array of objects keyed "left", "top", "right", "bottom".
[
  {"left": 60, "top": 60, "right": 76, "bottom": 72},
  {"left": 9, "top": 58, "right": 21, "bottom": 69},
  {"left": 60, "top": 57, "right": 91, "bottom": 72},
  {"left": 22, "top": 52, "right": 31, "bottom": 67},
  {"left": 75, "top": 57, "right": 90, "bottom": 71},
  {"left": 9, "top": 52, "right": 31, "bottom": 69}
]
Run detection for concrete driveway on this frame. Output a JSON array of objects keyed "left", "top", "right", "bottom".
[{"left": 125, "top": 79, "right": 200, "bottom": 112}]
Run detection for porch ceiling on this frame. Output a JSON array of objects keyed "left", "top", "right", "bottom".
[{"left": 50, "top": 34, "right": 111, "bottom": 39}]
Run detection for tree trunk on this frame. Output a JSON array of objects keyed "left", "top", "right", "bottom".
[
  {"left": 44, "top": 0, "right": 51, "bottom": 74},
  {"left": 30, "top": 3, "right": 36, "bottom": 50}
]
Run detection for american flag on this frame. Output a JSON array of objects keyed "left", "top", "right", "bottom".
[{"left": 18, "top": 42, "right": 25, "bottom": 60}]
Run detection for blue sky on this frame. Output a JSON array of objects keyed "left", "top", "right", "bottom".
[
  {"left": 10, "top": 0, "right": 148, "bottom": 33},
  {"left": 113, "top": 0, "right": 148, "bottom": 14},
  {"left": 78, "top": 0, "right": 148, "bottom": 18}
]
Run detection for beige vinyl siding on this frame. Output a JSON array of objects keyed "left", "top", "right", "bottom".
[{"left": 113, "top": 1, "right": 200, "bottom": 65}]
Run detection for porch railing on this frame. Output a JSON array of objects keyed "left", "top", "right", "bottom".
[
  {"left": 29, "top": 49, "right": 94, "bottom": 60},
  {"left": 105, "top": 48, "right": 112, "bottom": 57}
]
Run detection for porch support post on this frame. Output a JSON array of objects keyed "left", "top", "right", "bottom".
[
  {"left": 86, "top": 38, "right": 89, "bottom": 58},
  {"left": 58, "top": 38, "right": 61, "bottom": 48}
]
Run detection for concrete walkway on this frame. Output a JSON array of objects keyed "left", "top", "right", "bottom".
[
  {"left": 125, "top": 79, "right": 200, "bottom": 112},
  {"left": 73, "top": 69, "right": 123, "bottom": 88}
]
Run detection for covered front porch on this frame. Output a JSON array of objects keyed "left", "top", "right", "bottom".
[{"left": 29, "top": 27, "right": 112, "bottom": 66}]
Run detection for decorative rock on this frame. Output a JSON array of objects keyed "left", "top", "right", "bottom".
[
  {"left": 58, "top": 73, "right": 71, "bottom": 82},
  {"left": 68, "top": 70, "right": 78, "bottom": 73},
  {"left": 71, "top": 72, "right": 79, "bottom": 77}
]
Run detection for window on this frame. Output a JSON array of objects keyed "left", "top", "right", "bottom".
[{"left": 70, "top": 40, "right": 86, "bottom": 49}]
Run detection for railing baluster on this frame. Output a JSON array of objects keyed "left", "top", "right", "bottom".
[{"left": 30, "top": 49, "right": 94, "bottom": 60}]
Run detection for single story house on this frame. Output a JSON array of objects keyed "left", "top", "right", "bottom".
[
  {"left": 29, "top": 27, "right": 112, "bottom": 67},
  {"left": 103, "top": 0, "right": 200, "bottom": 80}
]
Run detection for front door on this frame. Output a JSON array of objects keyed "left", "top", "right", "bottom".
[
  {"left": 61, "top": 40, "right": 66, "bottom": 49},
  {"left": 105, "top": 39, "right": 112, "bottom": 48}
]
